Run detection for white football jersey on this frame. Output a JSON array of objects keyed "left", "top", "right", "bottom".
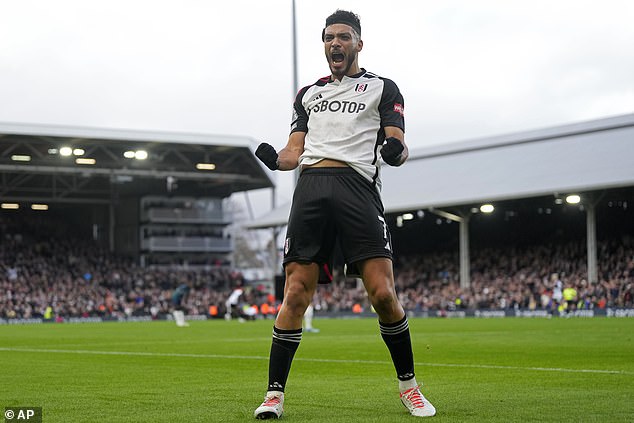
[{"left": 291, "top": 69, "right": 405, "bottom": 191}]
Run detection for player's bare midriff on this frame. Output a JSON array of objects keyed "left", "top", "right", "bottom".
[{"left": 303, "top": 158, "right": 349, "bottom": 168}]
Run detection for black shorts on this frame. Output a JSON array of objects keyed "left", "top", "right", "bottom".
[{"left": 283, "top": 167, "right": 393, "bottom": 275}]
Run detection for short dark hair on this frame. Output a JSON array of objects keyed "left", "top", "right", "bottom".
[{"left": 322, "top": 10, "right": 361, "bottom": 41}]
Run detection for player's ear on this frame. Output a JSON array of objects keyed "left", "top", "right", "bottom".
[{"left": 356, "top": 39, "right": 363, "bottom": 52}]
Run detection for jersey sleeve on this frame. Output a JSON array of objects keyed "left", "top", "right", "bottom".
[
  {"left": 378, "top": 78, "right": 405, "bottom": 132},
  {"left": 290, "top": 85, "right": 310, "bottom": 134}
]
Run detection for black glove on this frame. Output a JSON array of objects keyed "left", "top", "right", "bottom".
[
  {"left": 255, "top": 143, "right": 279, "bottom": 171},
  {"left": 380, "top": 137, "right": 404, "bottom": 166}
]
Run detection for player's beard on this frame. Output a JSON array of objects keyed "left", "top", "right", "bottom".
[{"left": 329, "top": 51, "right": 357, "bottom": 79}]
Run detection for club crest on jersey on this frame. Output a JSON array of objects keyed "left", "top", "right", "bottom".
[
  {"left": 393, "top": 103, "right": 404, "bottom": 116},
  {"left": 355, "top": 83, "right": 367, "bottom": 93}
]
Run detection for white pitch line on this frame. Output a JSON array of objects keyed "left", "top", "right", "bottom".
[{"left": 0, "top": 347, "right": 631, "bottom": 376}]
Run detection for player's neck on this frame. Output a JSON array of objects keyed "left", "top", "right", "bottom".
[{"left": 331, "top": 65, "right": 362, "bottom": 82}]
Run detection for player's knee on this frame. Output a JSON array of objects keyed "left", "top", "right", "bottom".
[
  {"left": 368, "top": 286, "right": 397, "bottom": 313},
  {"left": 283, "top": 283, "right": 311, "bottom": 317}
]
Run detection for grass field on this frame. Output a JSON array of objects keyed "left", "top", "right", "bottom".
[{"left": 1, "top": 317, "right": 633, "bottom": 422}]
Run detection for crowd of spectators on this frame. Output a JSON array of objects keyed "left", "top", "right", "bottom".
[
  {"left": 0, "top": 215, "right": 246, "bottom": 320},
  {"left": 0, "top": 231, "right": 246, "bottom": 320},
  {"left": 1, "top": 214, "right": 633, "bottom": 320},
  {"left": 310, "top": 239, "right": 633, "bottom": 314}
]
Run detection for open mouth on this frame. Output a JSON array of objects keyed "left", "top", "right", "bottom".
[{"left": 331, "top": 52, "right": 345, "bottom": 64}]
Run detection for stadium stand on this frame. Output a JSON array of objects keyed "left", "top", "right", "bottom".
[
  {"left": 1, "top": 116, "right": 633, "bottom": 321},
  {"left": 1, "top": 210, "right": 632, "bottom": 319},
  {"left": 0, "top": 212, "right": 247, "bottom": 320}
]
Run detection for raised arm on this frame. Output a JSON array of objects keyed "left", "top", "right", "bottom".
[
  {"left": 277, "top": 131, "right": 306, "bottom": 171},
  {"left": 380, "top": 126, "right": 409, "bottom": 166},
  {"left": 255, "top": 131, "right": 306, "bottom": 171}
]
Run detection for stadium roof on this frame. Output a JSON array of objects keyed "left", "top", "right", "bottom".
[
  {"left": 246, "top": 113, "right": 634, "bottom": 229},
  {"left": 0, "top": 122, "right": 274, "bottom": 204}
]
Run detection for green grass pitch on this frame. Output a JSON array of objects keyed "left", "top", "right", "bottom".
[{"left": 1, "top": 317, "right": 633, "bottom": 422}]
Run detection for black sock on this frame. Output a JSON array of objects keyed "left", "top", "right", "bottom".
[
  {"left": 267, "top": 326, "right": 302, "bottom": 392},
  {"left": 379, "top": 316, "right": 415, "bottom": 381}
]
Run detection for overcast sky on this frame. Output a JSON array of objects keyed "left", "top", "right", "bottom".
[{"left": 1, "top": 0, "right": 632, "bottom": 217}]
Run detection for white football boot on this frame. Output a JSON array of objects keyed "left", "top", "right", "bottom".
[
  {"left": 400, "top": 385, "right": 436, "bottom": 417},
  {"left": 254, "top": 391, "right": 284, "bottom": 419}
]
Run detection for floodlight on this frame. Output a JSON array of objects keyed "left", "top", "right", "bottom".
[
  {"left": 1, "top": 203, "right": 19, "bottom": 210},
  {"left": 59, "top": 147, "right": 73, "bottom": 156},
  {"left": 73, "top": 148, "right": 85, "bottom": 156},
  {"left": 123, "top": 151, "right": 136, "bottom": 159},
  {"left": 135, "top": 150, "right": 148, "bottom": 160},
  {"left": 76, "top": 158, "right": 96, "bottom": 165},
  {"left": 196, "top": 163, "right": 216, "bottom": 170},
  {"left": 11, "top": 155, "right": 31, "bottom": 162},
  {"left": 566, "top": 194, "right": 581, "bottom": 204},
  {"left": 480, "top": 204, "right": 494, "bottom": 213},
  {"left": 31, "top": 204, "right": 49, "bottom": 211}
]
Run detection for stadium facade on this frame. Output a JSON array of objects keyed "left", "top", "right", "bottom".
[{"left": 0, "top": 122, "right": 273, "bottom": 266}]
